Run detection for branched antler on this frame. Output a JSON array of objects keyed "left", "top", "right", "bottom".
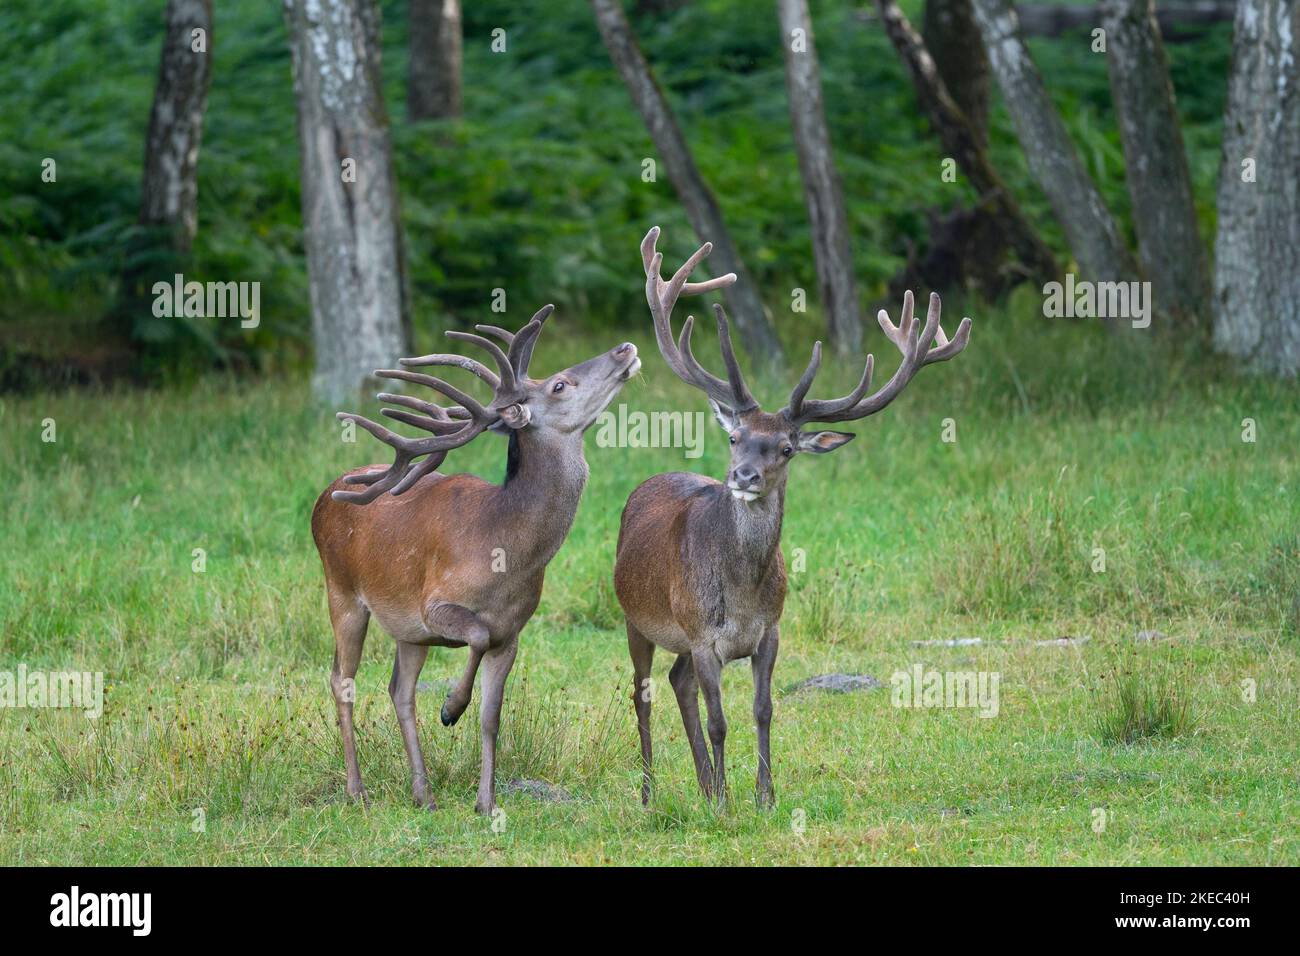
[
  {"left": 332, "top": 309, "right": 551, "bottom": 505},
  {"left": 641, "top": 227, "right": 755, "bottom": 412},
  {"left": 782, "top": 290, "right": 971, "bottom": 425}
]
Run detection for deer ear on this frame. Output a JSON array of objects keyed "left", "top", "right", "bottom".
[
  {"left": 797, "top": 430, "right": 854, "bottom": 454},
  {"left": 707, "top": 399, "right": 739, "bottom": 432},
  {"left": 497, "top": 403, "right": 531, "bottom": 430}
]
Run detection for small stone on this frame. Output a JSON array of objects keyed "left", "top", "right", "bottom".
[
  {"left": 1033, "top": 635, "right": 1091, "bottom": 647},
  {"left": 786, "top": 673, "right": 885, "bottom": 694},
  {"left": 502, "top": 778, "right": 574, "bottom": 803},
  {"left": 1135, "top": 629, "right": 1168, "bottom": 643}
]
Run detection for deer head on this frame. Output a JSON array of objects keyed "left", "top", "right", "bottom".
[
  {"left": 332, "top": 305, "right": 640, "bottom": 504},
  {"left": 642, "top": 227, "right": 972, "bottom": 501}
]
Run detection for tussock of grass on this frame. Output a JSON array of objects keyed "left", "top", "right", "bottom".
[{"left": 1091, "top": 660, "right": 1198, "bottom": 745}]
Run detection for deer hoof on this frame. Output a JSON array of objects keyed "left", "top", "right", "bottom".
[{"left": 440, "top": 701, "right": 460, "bottom": 726}]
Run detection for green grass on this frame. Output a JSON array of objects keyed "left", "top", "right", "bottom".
[{"left": 1, "top": 311, "right": 1297, "bottom": 864}]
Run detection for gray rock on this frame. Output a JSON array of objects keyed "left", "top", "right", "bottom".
[
  {"left": 912, "top": 637, "right": 983, "bottom": 647},
  {"left": 1034, "top": 635, "right": 1091, "bottom": 647},
  {"left": 1134, "top": 629, "right": 1168, "bottom": 643},
  {"left": 502, "top": 778, "right": 574, "bottom": 803},
  {"left": 786, "top": 673, "right": 885, "bottom": 694},
  {"left": 417, "top": 679, "right": 453, "bottom": 694}
]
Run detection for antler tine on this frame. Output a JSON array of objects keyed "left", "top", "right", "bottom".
[
  {"left": 375, "top": 391, "right": 461, "bottom": 425},
  {"left": 476, "top": 325, "right": 514, "bottom": 347},
  {"left": 712, "top": 304, "right": 756, "bottom": 410},
  {"left": 676, "top": 315, "right": 746, "bottom": 409},
  {"left": 515, "top": 304, "right": 554, "bottom": 377},
  {"left": 379, "top": 407, "right": 467, "bottom": 434},
  {"left": 475, "top": 303, "right": 553, "bottom": 378},
  {"left": 375, "top": 368, "right": 493, "bottom": 421},
  {"left": 399, "top": 352, "right": 499, "bottom": 390},
  {"left": 790, "top": 291, "right": 971, "bottom": 425},
  {"left": 640, "top": 226, "right": 745, "bottom": 408},
  {"left": 785, "top": 341, "right": 822, "bottom": 421},
  {"left": 444, "top": 330, "right": 518, "bottom": 395}
]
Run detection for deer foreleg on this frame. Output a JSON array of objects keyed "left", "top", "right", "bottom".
[{"left": 422, "top": 600, "right": 491, "bottom": 727}]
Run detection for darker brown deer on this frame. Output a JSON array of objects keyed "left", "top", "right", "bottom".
[
  {"left": 312, "top": 307, "right": 646, "bottom": 813},
  {"left": 615, "top": 227, "right": 972, "bottom": 806}
]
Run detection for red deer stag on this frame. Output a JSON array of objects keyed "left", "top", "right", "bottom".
[
  {"left": 615, "top": 227, "right": 971, "bottom": 806},
  {"left": 312, "top": 307, "right": 648, "bottom": 813}
]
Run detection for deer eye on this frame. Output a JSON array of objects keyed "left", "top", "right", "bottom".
[
  {"left": 552, "top": 381, "right": 566, "bottom": 394},
  {"left": 729, "top": 434, "right": 738, "bottom": 446},
  {"left": 781, "top": 445, "right": 794, "bottom": 457}
]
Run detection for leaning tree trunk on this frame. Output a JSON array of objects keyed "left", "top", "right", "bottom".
[
  {"left": 1101, "top": 0, "right": 1208, "bottom": 329},
  {"left": 590, "top": 0, "right": 783, "bottom": 365},
  {"left": 922, "top": 0, "right": 989, "bottom": 144},
  {"left": 284, "top": 0, "right": 410, "bottom": 403},
  {"left": 971, "top": 0, "right": 1137, "bottom": 284},
  {"left": 408, "top": 0, "right": 462, "bottom": 120},
  {"left": 777, "top": 0, "right": 861, "bottom": 354},
  {"left": 1212, "top": 0, "right": 1300, "bottom": 376},
  {"left": 876, "top": 0, "right": 1058, "bottom": 285},
  {"left": 140, "top": 0, "right": 213, "bottom": 253}
]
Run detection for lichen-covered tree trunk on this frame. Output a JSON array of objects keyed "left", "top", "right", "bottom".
[
  {"left": 1101, "top": 0, "right": 1208, "bottom": 328},
  {"left": 408, "top": 0, "right": 462, "bottom": 120},
  {"left": 777, "top": 0, "right": 861, "bottom": 354},
  {"left": 1213, "top": 0, "right": 1300, "bottom": 376},
  {"left": 971, "top": 0, "right": 1136, "bottom": 283},
  {"left": 922, "top": 0, "right": 989, "bottom": 144},
  {"left": 140, "top": 0, "right": 213, "bottom": 253},
  {"left": 284, "top": 0, "right": 410, "bottom": 403},
  {"left": 590, "top": 0, "right": 783, "bottom": 366}
]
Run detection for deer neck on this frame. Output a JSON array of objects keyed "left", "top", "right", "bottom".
[
  {"left": 719, "top": 476, "right": 787, "bottom": 578},
  {"left": 495, "top": 428, "right": 590, "bottom": 557}
]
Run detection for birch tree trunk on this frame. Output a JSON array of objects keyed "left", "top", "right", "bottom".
[
  {"left": 1212, "top": 0, "right": 1300, "bottom": 376},
  {"left": 139, "top": 0, "right": 213, "bottom": 253},
  {"left": 408, "top": 0, "right": 462, "bottom": 121},
  {"left": 1101, "top": 0, "right": 1208, "bottom": 328},
  {"left": 590, "top": 0, "right": 783, "bottom": 365},
  {"left": 284, "top": 0, "right": 411, "bottom": 403},
  {"left": 777, "top": 0, "right": 861, "bottom": 354},
  {"left": 971, "top": 0, "right": 1137, "bottom": 283},
  {"left": 922, "top": 0, "right": 989, "bottom": 144}
]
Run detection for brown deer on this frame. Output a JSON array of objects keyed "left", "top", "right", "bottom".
[
  {"left": 615, "top": 227, "right": 971, "bottom": 806},
  {"left": 312, "top": 306, "right": 652, "bottom": 813}
]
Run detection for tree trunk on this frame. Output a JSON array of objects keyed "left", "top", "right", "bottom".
[
  {"left": 284, "top": 0, "right": 411, "bottom": 403},
  {"left": 922, "top": 0, "right": 989, "bottom": 144},
  {"left": 876, "top": 0, "right": 1058, "bottom": 286},
  {"left": 408, "top": 0, "right": 462, "bottom": 121},
  {"left": 590, "top": 0, "right": 783, "bottom": 366},
  {"left": 971, "top": 0, "right": 1137, "bottom": 283},
  {"left": 777, "top": 0, "right": 861, "bottom": 354},
  {"left": 1101, "top": 0, "right": 1208, "bottom": 329},
  {"left": 1212, "top": 0, "right": 1300, "bottom": 376},
  {"left": 139, "top": 0, "right": 213, "bottom": 253}
]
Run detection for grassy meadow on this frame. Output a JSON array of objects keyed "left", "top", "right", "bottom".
[{"left": 1, "top": 306, "right": 1297, "bottom": 865}]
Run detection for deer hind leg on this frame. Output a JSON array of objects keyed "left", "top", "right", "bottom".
[
  {"left": 390, "top": 640, "right": 436, "bottom": 810},
  {"left": 627, "top": 624, "right": 656, "bottom": 806},
  {"left": 691, "top": 647, "right": 728, "bottom": 806},
  {"left": 475, "top": 636, "right": 519, "bottom": 815},
  {"left": 669, "top": 653, "right": 714, "bottom": 800},
  {"left": 751, "top": 625, "right": 779, "bottom": 809},
  {"left": 327, "top": 591, "right": 370, "bottom": 805},
  {"left": 422, "top": 600, "right": 491, "bottom": 727}
]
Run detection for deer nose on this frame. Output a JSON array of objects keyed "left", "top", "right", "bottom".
[
  {"left": 734, "top": 465, "right": 760, "bottom": 487},
  {"left": 613, "top": 342, "right": 634, "bottom": 357}
]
